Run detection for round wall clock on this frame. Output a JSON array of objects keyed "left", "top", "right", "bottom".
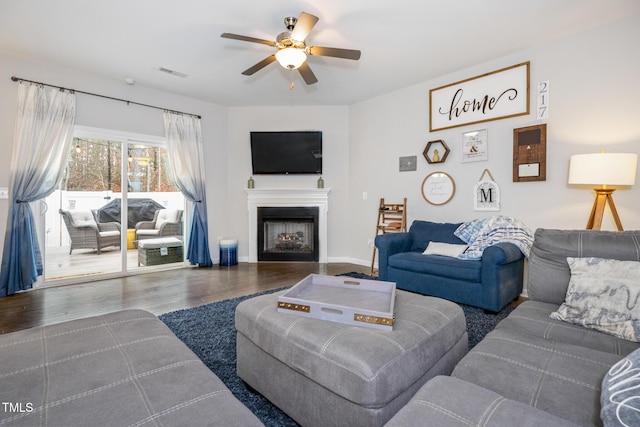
[{"left": 421, "top": 172, "right": 455, "bottom": 205}]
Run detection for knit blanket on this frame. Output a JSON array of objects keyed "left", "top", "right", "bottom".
[{"left": 455, "top": 216, "right": 534, "bottom": 260}]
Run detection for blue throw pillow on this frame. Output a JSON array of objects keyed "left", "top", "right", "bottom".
[{"left": 601, "top": 347, "right": 640, "bottom": 426}]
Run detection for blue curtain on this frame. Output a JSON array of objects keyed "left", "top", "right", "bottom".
[
  {"left": 0, "top": 83, "right": 76, "bottom": 297},
  {"left": 163, "top": 112, "right": 212, "bottom": 267}
]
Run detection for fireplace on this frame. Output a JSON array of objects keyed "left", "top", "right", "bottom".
[
  {"left": 246, "top": 188, "right": 329, "bottom": 263},
  {"left": 258, "top": 207, "right": 319, "bottom": 262}
]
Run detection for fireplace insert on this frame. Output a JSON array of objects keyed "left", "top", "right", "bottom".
[{"left": 257, "top": 207, "right": 319, "bottom": 262}]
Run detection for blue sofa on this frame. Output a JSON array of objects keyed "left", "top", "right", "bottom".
[{"left": 375, "top": 220, "right": 525, "bottom": 312}]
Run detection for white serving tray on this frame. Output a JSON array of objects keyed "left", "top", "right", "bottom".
[{"left": 277, "top": 274, "right": 396, "bottom": 331}]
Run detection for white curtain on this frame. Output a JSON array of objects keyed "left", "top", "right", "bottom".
[
  {"left": 163, "top": 111, "right": 212, "bottom": 266},
  {"left": 0, "top": 82, "right": 76, "bottom": 296}
]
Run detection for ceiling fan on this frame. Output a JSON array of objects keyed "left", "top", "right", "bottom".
[{"left": 221, "top": 12, "right": 361, "bottom": 85}]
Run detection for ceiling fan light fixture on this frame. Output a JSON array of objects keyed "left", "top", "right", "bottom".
[
  {"left": 276, "top": 47, "right": 307, "bottom": 69},
  {"left": 221, "top": 12, "right": 360, "bottom": 85}
]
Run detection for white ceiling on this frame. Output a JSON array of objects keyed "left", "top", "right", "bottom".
[{"left": 1, "top": 0, "right": 638, "bottom": 107}]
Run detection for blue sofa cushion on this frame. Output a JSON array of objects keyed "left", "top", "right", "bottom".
[
  {"left": 388, "top": 252, "right": 481, "bottom": 282},
  {"left": 409, "top": 221, "right": 465, "bottom": 252}
]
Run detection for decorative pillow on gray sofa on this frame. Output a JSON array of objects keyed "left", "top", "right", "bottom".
[
  {"left": 550, "top": 257, "right": 640, "bottom": 342},
  {"left": 601, "top": 347, "right": 640, "bottom": 426}
]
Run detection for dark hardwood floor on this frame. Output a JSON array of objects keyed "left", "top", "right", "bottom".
[{"left": 0, "top": 262, "right": 370, "bottom": 334}]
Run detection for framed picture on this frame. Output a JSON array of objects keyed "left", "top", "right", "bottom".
[
  {"left": 461, "top": 129, "right": 488, "bottom": 162},
  {"left": 421, "top": 172, "right": 455, "bottom": 205},
  {"left": 423, "top": 140, "right": 450, "bottom": 164},
  {"left": 399, "top": 155, "right": 417, "bottom": 172},
  {"left": 430, "top": 62, "right": 530, "bottom": 131}
]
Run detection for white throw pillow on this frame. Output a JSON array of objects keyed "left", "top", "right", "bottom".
[
  {"left": 550, "top": 257, "right": 640, "bottom": 342},
  {"left": 155, "top": 209, "right": 179, "bottom": 229},
  {"left": 422, "top": 242, "right": 468, "bottom": 258},
  {"left": 69, "top": 210, "right": 96, "bottom": 228}
]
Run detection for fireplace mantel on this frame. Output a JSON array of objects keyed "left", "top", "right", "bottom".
[{"left": 247, "top": 188, "right": 330, "bottom": 263}]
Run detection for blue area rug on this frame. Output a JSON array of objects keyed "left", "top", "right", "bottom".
[{"left": 159, "top": 273, "right": 515, "bottom": 427}]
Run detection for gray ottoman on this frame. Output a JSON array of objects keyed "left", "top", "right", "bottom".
[{"left": 235, "top": 289, "right": 468, "bottom": 427}]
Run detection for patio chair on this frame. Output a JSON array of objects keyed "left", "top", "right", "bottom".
[
  {"left": 135, "top": 209, "right": 183, "bottom": 242},
  {"left": 59, "top": 209, "right": 121, "bottom": 254}
]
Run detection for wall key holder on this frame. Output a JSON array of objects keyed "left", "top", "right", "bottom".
[{"left": 513, "top": 124, "right": 547, "bottom": 182}]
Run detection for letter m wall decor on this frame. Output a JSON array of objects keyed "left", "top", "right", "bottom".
[{"left": 430, "top": 62, "right": 530, "bottom": 132}]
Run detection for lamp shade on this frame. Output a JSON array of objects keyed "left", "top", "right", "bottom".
[
  {"left": 275, "top": 48, "right": 307, "bottom": 69},
  {"left": 568, "top": 152, "right": 638, "bottom": 186}
]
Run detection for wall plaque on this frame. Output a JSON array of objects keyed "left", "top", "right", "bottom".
[
  {"left": 513, "top": 124, "right": 547, "bottom": 182},
  {"left": 421, "top": 172, "right": 455, "bottom": 206},
  {"left": 430, "top": 62, "right": 530, "bottom": 132},
  {"left": 474, "top": 169, "right": 500, "bottom": 211}
]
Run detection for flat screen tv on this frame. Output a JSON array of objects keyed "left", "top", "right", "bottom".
[{"left": 250, "top": 131, "right": 322, "bottom": 174}]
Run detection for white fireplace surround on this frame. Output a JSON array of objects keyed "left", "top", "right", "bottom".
[{"left": 247, "top": 188, "right": 330, "bottom": 263}]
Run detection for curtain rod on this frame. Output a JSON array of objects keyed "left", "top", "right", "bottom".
[{"left": 10, "top": 76, "right": 201, "bottom": 119}]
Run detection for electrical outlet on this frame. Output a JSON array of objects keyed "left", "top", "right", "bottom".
[
  {"left": 367, "top": 239, "right": 373, "bottom": 247},
  {"left": 0, "top": 188, "right": 8, "bottom": 199},
  {"left": 362, "top": 191, "right": 368, "bottom": 200}
]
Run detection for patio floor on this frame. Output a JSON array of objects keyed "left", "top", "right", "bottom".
[{"left": 45, "top": 245, "right": 183, "bottom": 281}]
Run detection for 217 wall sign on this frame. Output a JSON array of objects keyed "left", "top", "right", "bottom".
[
  {"left": 537, "top": 80, "right": 549, "bottom": 119},
  {"left": 429, "top": 62, "right": 530, "bottom": 132}
]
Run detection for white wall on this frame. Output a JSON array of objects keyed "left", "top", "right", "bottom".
[
  {"left": 0, "top": 54, "right": 228, "bottom": 263},
  {"left": 225, "top": 105, "right": 351, "bottom": 262},
  {"left": 348, "top": 15, "right": 640, "bottom": 264},
  {"left": 0, "top": 13, "right": 638, "bottom": 272}
]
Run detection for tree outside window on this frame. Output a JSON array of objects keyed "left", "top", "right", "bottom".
[{"left": 61, "top": 138, "right": 178, "bottom": 193}]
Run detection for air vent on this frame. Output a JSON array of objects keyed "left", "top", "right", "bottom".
[{"left": 157, "top": 67, "right": 188, "bottom": 78}]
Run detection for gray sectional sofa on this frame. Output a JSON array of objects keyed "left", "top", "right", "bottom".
[
  {"left": 385, "top": 228, "right": 640, "bottom": 427},
  {"left": 0, "top": 309, "right": 262, "bottom": 427},
  {"left": 4, "top": 228, "right": 638, "bottom": 426}
]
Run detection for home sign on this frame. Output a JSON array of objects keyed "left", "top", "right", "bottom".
[{"left": 430, "top": 62, "right": 530, "bottom": 132}]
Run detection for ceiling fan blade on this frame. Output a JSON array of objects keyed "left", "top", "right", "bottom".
[
  {"left": 242, "top": 55, "right": 277, "bottom": 76},
  {"left": 290, "top": 12, "right": 319, "bottom": 42},
  {"left": 308, "top": 46, "right": 361, "bottom": 60},
  {"left": 221, "top": 33, "right": 276, "bottom": 47},
  {"left": 298, "top": 62, "right": 318, "bottom": 85}
]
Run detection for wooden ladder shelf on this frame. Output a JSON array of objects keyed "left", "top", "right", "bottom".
[{"left": 371, "top": 198, "right": 407, "bottom": 276}]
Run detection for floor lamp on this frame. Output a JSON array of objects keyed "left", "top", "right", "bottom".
[{"left": 568, "top": 152, "right": 638, "bottom": 230}]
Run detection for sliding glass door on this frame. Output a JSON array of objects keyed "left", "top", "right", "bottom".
[
  {"left": 124, "top": 141, "right": 185, "bottom": 272},
  {"left": 43, "top": 127, "right": 186, "bottom": 285},
  {"left": 45, "top": 136, "right": 123, "bottom": 280}
]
